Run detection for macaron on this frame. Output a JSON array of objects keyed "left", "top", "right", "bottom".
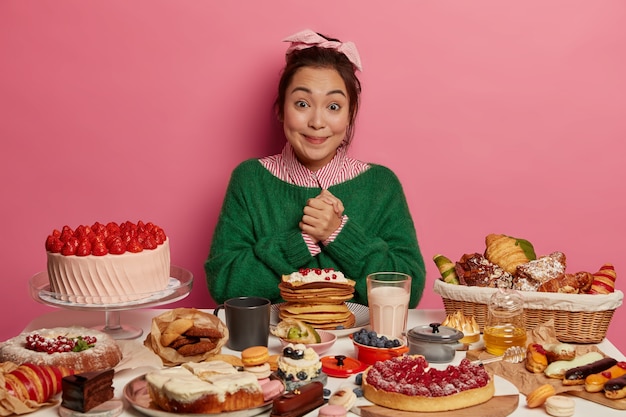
[
  {"left": 318, "top": 404, "right": 347, "bottom": 417},
  {"left": 259, "top": 379, "right": 285, "bottom": 402},
  {"left": 545, "top": 395, "right": 575, "bottom": 417},
  {"left": 526, "top": 383, "right": 556, "bottom": 408},
  {"left": 328, "top": 387, "right": 357, "bottom": 410},
  {"left": 241, "top": 346, "right": 270, "bottom": 366},
  {"left": 244, "top": 362, "right": 272, "bottom": 379}
]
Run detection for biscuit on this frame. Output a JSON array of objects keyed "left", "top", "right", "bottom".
[
  {"left": 169, "top": 336, "right": 200, "bottom": 349},
  {"left": 184, "top": 326, "right": 223, "bottom": 338},
  {"left": 160, "top": 318, "right": 194, "bottom": 346},
  {"left": 176, "top": 340, "right": 217, "bottom": 356},
  {"left": 209, "top": 354, "right": 244, "bottom": 368}
]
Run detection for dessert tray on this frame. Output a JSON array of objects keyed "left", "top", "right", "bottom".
[
  {"left": 123, "top": 375, "right": 272, "bottom": 417},
  {"left": 29, "top": 265, "right": 193, "bottom": 340},
  {"left": 270, "top": 301, "right": 369, "bottom": 337}
]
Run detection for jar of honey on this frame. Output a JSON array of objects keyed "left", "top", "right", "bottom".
[{"left": 483, "top": 279, "right": 526, "bottom": 355}]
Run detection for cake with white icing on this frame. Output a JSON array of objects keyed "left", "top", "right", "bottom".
[
  {"left": 145, "top": 362, "right": 264, "bottom": 413},
  {"left": 45, "top": 221, "right": 170, "bottom": 304}
]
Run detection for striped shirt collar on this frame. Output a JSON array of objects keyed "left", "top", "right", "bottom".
[{"left": 260, "top": 143, "right": 368, "bottom": 188}]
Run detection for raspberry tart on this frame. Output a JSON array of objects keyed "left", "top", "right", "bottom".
[
  {"left": 362, "top": 355, "right": 494, "bottom": 412},
  {"left": 45, "top": 220, "right": 170, "bottom": 304}
]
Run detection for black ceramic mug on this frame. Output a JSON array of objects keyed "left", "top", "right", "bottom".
[{"left": 213, "top": 296, "right": 271, "bottom": 351}]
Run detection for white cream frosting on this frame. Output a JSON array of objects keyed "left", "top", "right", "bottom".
[
  {"left": 183, "top": 360, "right": 238, "bottom": 377},
  {"left": 146, "top": 365, "right": 261, "bottom": 403},
  {"left": 286, "top": 269, "right": 349, "bottom": 284},
  {"left": 47, "top": 238, "right": 170, "bottom": 304},
  {"left": 278, "top": 343, "right": 321, "bottom": 381}
]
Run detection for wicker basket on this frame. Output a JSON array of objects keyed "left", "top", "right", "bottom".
[{"left": 433, "top": 279, "right": 623, "bottom": 344}]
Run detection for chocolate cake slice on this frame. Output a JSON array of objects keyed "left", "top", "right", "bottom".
[{"left": 61, "top": 368, "right": 115, "bottom": 412}]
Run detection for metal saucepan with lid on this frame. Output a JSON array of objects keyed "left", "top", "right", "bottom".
[{"left": 405, "top": 323, "right": 464, "bottom": 363}]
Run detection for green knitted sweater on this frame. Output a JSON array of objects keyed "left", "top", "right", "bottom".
[{"left": 205, "top": 159, "right": 426, "bottom": 308}]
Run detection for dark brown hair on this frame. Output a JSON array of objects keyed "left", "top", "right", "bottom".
[{"left": 275, "top": 34, "right": 362, "bottom": 146}]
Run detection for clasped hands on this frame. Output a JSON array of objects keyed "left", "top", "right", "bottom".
[{"left": 299, "top": 189, "right": 344, "bottom": 244}]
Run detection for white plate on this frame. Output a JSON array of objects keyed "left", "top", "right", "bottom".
[
  {"left": 271, "top": 301, "right": 369, "bottom": 337},
  {"left": 123, "top": 375, "right": 272, "bottom": 417}
]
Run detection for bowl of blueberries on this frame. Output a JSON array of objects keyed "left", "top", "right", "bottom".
[{"left": 350, "top": 328, "right": 408, "bottom": 365}]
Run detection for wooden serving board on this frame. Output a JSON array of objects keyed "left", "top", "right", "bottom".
[
  {"left": 567, "top": 391, "right": 626, "bottom": 410},
  {"left": 359, "top": 395, "right": 519, "bottom": 417},
  {"left": 466, "top": 349, "right": 626, "bottom": 410}
]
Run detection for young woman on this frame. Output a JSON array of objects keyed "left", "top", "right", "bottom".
[{"left": 205, "top": 29, "right": 426, "bottom": 308}]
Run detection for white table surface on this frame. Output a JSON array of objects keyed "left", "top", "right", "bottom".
[{"left": 20, "top": 308, "right": 626, "bottom": 417}]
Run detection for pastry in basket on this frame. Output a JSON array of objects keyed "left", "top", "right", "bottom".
[
  {"left": 484, "top": 233, "right": 536, "bottom": 274},
  {"left": 537, "top": 271, "right": 593, "bottom": 294},
  {"left": 513, "top": 251, "right": 566, "bottom": 291},
  {"left": 454, "top": 253, "right": 513, "bottom": 287},
  {"left": 144, "top": 308, "right": 228, "bottom": 366},
  {"left": 362, "top": 355, "right": 494, "bottom": 412},
  {"left": 588, "top": 263, "right": 617, "bottom": 294},
  {"left": 433, "top": 254, "right": 459, "bottom": 284}
]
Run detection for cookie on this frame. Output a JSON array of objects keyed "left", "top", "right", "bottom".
[
  {"left": 185, "top": 326, "right": 224, "bottom": 339},
  {"left": 176, "top": 340, "right": 217, "bottom": 356},
  {"left": 169, "top": 336, "right": 200, "bottom": 349}
]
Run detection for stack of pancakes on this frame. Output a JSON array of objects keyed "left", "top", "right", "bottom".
[{"left": 278, "top": 269, "right": 356, "bottom": 330}]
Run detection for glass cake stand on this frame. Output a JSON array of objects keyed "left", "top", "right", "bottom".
[{"left": 29, "top": 265, "right": 193, "bottom": 340}]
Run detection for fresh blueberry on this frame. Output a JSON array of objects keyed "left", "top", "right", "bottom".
[
  {"left": 355, "top": 373, "right": 363, "bottom": 385},
  {"left": 353, "top": 387, "right": 364, "bottom": 397}
]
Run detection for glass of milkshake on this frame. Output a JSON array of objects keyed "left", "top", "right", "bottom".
[{"left": 366, "top": 272, "right": 411, "bottom": 339}]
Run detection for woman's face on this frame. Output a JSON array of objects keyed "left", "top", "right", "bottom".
[{"left": 282, "top": 67, "right": 350, "bottom": 172}]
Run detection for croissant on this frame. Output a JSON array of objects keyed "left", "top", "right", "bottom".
[
  {"left": 433, "top": 254, "right": 459, "bottom": 284},
  {"left": 588, "top": 263, "right": 616, "bottom": 294},
  {"left": 484, "top": 234, "right": 536, "bottom": 274},
  {"left": 537, "top": 271, "right": 593, "bottom": 294}
]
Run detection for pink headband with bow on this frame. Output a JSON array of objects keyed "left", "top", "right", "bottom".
[{"left": 283, "top": 29, "right": 363, "bottom": 72}]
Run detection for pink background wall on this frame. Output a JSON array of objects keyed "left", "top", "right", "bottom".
[{"left": 1, "top": 1, "right": 625, "bottom": 351}]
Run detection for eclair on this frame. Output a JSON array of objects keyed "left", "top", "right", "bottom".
[
  {"left": 544, "top": 343, "right": 575, "bottom": 363},
  {"left": 584, "top": 361, "right": 626, "bottom": 393},
  {"left": 271, "top": 381, "right": 325, "bottom": 417},
  {"left": 544, "top": 351, "right": 603, "bottom": 379},
  {"left": 604, "top": 374, "right": 626, "bottom": 400},
  {"left": 525, "top": 343, "right": 548, "bottom": 373},
  {"left": 563, "top": 357, "right": 617, "bottom": 386}
]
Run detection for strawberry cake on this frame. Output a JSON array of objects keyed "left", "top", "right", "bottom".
[
  {"left": 362, "top": 355, "right": 494, "bottom": 412},
  {"left": 45, "top": 221, "right": 170, "bottom": 304}
]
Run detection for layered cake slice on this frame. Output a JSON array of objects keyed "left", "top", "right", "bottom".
[{"left": 61, "top": 368, "right": 115, "bottom": 412}]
